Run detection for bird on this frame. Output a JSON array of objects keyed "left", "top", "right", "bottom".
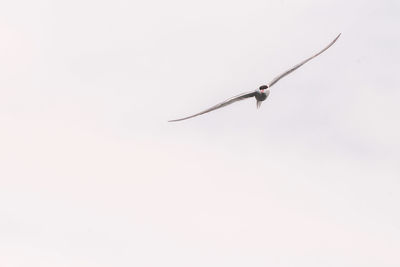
[{"left": 169, "top": 33, "right": 341, "bottom": 122}]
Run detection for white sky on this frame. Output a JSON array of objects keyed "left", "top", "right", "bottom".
[{"left": 1, "top": 0, "right": 400, "bottom": 266}]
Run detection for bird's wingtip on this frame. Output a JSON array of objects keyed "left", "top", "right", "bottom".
[
  {"left": 168, "top": 118, "right": 182, "bottom": 122},
  {"left": 330, "top": 33, "right": 341, "bottom": 44}
]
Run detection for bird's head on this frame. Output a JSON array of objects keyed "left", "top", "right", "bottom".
[{"left": 259, "top": 85, "right": 268, "bottom": 93}]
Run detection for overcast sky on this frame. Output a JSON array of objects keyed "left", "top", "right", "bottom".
[{"left": 1, "top": 0, "right": 400, "bottom": 266}]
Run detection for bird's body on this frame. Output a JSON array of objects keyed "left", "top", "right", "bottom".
[
  {"left": 255, "top": 89, "right": 270, "bottom": 107},
  {"left": 169, "top": 33, "right": 341, "bottom": 122}
]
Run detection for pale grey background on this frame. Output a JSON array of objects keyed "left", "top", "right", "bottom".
[{"left": 1, "top": 0, "right": 399, "bottom": 266}]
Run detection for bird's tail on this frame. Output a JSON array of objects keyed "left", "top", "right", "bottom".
[{"left": 256, "top": 100, "right": 262, "bottom": 109}]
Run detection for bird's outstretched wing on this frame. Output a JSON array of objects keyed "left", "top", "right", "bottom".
[
  {"left": 268, "top": 33, "right": 341, "bottom": 88},
  {"left": 169, "top": 91, "right": 256, "bottom": 122}
]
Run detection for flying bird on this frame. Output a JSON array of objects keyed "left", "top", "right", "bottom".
[{"left": 169, "top": 33, "right": 341, "bottom": 122}]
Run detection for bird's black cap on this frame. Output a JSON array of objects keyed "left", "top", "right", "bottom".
[{"left": 259, "top": 85, "right": 268, "bottom": 90}]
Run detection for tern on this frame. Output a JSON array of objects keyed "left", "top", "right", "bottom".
[{"left": 169, "top": 33, "right": 341, "bottom": 122}]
